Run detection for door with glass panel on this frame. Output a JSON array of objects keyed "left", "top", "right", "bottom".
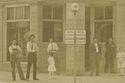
[{"left": 85, "top": 6, "right": 113, "bottom": 71}]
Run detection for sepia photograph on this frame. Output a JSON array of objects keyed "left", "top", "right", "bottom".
[{"left": 0, "top": 0, "right": 125, "bottom": 83}]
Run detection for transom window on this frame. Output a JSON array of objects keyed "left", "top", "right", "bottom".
[
  {"left": 94, "top": 6, "right": 113, "bottom": 20},
  {"left": 42, "top": 5, "right": 63, "bottom": 42},
  {"left": 7, "top": 6, "right": 30, "bottom": 20}
]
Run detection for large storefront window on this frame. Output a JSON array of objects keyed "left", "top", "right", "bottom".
[
  {"left": 6, "top": 5, "right": 30, "bottom": 61},
  {"left": 42, "top": 5, "right": 63, "bottom": 42}
]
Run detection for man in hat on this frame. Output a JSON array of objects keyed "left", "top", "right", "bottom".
[{"left": 26, "top": 34, "right": 39, "bottom": 80}]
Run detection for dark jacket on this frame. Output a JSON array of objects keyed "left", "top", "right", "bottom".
[
  {"left": 105, "top": 41, "right": 116, "bottom": 58},
  {"left": 89, "top": 42, "right": 101, "bottom": 63}
]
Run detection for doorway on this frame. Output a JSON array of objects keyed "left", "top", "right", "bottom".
[{"left": 85, "top": 6, "right": 113, "bottom": 71}]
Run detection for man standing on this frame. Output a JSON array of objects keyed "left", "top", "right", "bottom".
[
  {"left": 90, "top": 38, "right": 101, "bottom": 76},
  {"left": 26, "top": 34, "right": 39, "bottom": 80},
  {"left": 105, "top": 38, "right": 116, "bottom": 73},
  {"left": 9, "top": 40, "right": 25, "bottom": 81}
]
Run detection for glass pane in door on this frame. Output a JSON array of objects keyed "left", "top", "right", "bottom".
[{"left": 95, "top": 22, "right": 113, "bottom": 43}]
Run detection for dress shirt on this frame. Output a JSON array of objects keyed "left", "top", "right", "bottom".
[
  {"left": 27, "top": 41, "right": 38, "bottom": 53},
  {"left": 47, "top": 42, "right": 59, "bottom": 53},
  {"left": 94, "top": 43, "right": 99, "bottom": 53},
  {"left": 9, "top": 45, "right": 22, "bottom": 54}
]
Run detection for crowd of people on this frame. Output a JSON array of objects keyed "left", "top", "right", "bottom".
[
  {"left": 9, "top": 34, "right": 125, "bottom": 81},
  {"left": 9, "top": 34, "right": 59, "bottom": 81}
]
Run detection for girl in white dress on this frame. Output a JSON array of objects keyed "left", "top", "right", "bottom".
[
  {"left": 116, "top": 47, "right": 125, "bottom": 76},
  {"left": 48, "top": 53, "right": 56, "bottom": 79}
]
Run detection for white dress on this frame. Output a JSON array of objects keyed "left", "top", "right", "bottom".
[
  {"left": 116, "top": 52, "right": 125, "bottom": 68},
  {"left": 48, "top": 56, "right": 56, "bottom": 72}
]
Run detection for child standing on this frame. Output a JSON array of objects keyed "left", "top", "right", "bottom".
[
  {"left": 116, "top": 47, "right": 125, "bottom": 76},
  {"left": 48, "top": 53, "right": 56, "bottom": 79}
]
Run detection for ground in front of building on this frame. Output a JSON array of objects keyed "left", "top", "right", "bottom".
[{"left": 0, "top": 71, "right": 125, "bottom": 83}]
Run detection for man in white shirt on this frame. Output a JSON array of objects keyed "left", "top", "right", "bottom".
[
  {"left": 90, "top": 37, "right": 101, "bottom": 76},
  {"left": 47, "top": 38, "right": 59, "bottom": 55},
  {"left": 26, "top": 34, "right": 39, "bottom": 80}
]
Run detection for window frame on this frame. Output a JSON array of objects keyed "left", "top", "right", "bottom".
[{"left": 6, "top": 4, "right": 30, "bottom": 21}]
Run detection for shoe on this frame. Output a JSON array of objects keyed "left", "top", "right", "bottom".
[
  {"left": 120, "top": 74, "right": 124, "bottom": 76},
  {"left": 12, "top": 79, "right": 16, "bottom": 81},
  {"left": 96, "top": 73, "right": 100, "bottom": 76},
  {"left": 21, "top": 78, "right": 29, "bottom": 81},
  {"left": 33, "top": 78, "right": 40, "bottom": 80},
  {"left": 90, "top": 72, "right": 93, "bottom": 76}
]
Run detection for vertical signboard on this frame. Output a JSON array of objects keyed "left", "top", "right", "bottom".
[
  {"left": 65, "top": 30, "right": 74, "bottom": 44},
  {"left": 76, "top": 30, "right": 86, "bottom": 44}
]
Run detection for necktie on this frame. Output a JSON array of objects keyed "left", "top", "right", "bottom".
[{"left": 31, "top": 43, "right": 33, "bottom": 50}]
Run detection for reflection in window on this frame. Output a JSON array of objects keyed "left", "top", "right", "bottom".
[{"left": 7, "top": 7, "right": 14, "bottom": 20}]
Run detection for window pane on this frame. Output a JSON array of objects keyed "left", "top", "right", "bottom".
[
  {"left": 43, "top": 22, "right": 54, "bottom": 42},
  {"left": 25, "top": 6, "right": 30, "bottom": 19},
  {"left": 7, "top": 7, "right": 14, "bottom": 20},
  {"left": 15, "top": 7, "right": 23, "bottom": 19},
  {"left": 7, "top": 22, "right": 30, "bottom": 61},
  {"left": 43, "top": 6, "right": 52, "bottom": 19},
  {"left": 43, "top": 22, "right": 63, "bottom": 42},
  {"left": 53, "top": 6, "right": 63, "bottom": 20},
  {"left": 105, "top": 6, "right": 113, "bottom": 19},
  {"left": 95, "top": 22, "right": 112, "bottom": 42},
  {"left": 54, "top": 23, "right": 63, "bottom": 42},
  {"left": 95, "top": 7, "right": 104, "bottom": 20}
]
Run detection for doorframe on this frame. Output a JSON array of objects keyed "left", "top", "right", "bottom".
[{"left": 85, "top": 2, "right": 116, "bottom": 71}]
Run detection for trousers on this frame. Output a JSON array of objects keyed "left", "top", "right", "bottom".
[
  {"left": 26, "top": 52, "right": 37, "bottom": 79},
  {"left": 10, "top": 54, "right": 25, "bottom": 80}
]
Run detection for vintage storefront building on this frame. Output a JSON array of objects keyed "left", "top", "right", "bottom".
[{"left": 0, "top": 0, "right": 125, "bottom": 75}]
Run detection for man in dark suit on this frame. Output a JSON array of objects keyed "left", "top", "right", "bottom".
[
  {"left": 90, "top": 37, "right": 101, "bottom": 76},
  {"left": 105, "top": 38, "right": 116, "bottom": 73}
]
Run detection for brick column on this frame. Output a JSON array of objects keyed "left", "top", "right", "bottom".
[
  {"left": 65, "top": 1, "right": 85, "bottom": 75},
  {"left": 30, "top": 2, "right": 39, "bottom": 41}
]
